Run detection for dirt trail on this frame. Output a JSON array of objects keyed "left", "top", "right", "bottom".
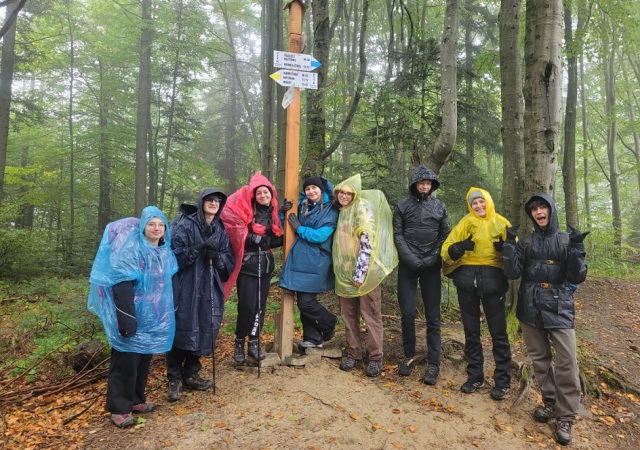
[{"left": 82, "top": 276, "right": 640, "bottom": 450}]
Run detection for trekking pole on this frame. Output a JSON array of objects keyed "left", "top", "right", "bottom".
[
  {"left": 209, "top": 258, "right": 216, "bottom": 395},
  {"left": 257, "top": 247, "right": 262, "bottom": 378}
]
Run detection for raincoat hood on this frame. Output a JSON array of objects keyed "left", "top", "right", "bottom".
[
  {"left": 409, "top": 164, "right": 440, "bottom": 199},
  {"left": 87, "top": 207, "right": 178, "bottom": 353},
  {"left": 525, "top": 192, "right": 559, "bottom": 234},
  {"left": 441, "top": 187, "right": 511, "bottom": 276},
  {"left": 220, "top": 172, "right": 283, "bottom": 299},
  {"left": 333, "top": 174, "right": 398, "bottom": 297}
]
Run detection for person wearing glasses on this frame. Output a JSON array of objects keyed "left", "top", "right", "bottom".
[
  {"left": 88, "top": 206, "right": 178, "bottom": 428},
  {"left": 166, "top": 189, "right": 235, "bottom": 402},
  {"left": 332, "top": 175, "right": 398, "bottom": 377}
]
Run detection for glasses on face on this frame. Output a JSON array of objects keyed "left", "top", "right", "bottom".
[
  {"left": 337, "top": 191, "right": 354, "bottom": 198},
  {"left": 204, "top": 197, "right": 221, "bottom": 204}
]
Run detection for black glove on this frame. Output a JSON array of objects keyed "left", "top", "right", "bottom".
[
  {"left": 506, "top": 224, "right": 520, "bottom": 241},
  {"left": 279, "top": 199, "right": 293, "bottom": 213},
  {"left": 199, "top": 236, "right": 221, "bottom": 252},
  {"left": 448, "top": 235, "right": 474, "bottom": 261},
  {"left": 204, "top": 247, "right": 219, "bottom": 259},
  {"left": 288, "top": 213, "right": 301, "bottom": 231},
  {"left": 568, "top": 226, "right": 589, "bottom": 244},
  {"left": 493, "top": 236, "right": 504, "bottom": 252},
  {"left": 249, "top": 233, "right": 270, "bottom": 250}
]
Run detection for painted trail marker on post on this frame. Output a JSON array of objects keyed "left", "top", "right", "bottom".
[
  {"left": 270, "top": 69, "right": 318, "bottom": 90},
  {"left": 274, "top": 50, "right": 322, "bottom": 72}
]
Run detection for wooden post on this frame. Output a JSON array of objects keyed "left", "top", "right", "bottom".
[{"left": 275, "top": 0, "right": 305, "bottom": 361}]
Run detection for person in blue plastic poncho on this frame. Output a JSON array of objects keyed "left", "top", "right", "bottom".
[
  {"left": 332, "top": 175, "right": 398, "bottom": 377},
  {"left": 166, "top": 188, "right": 235, "bottom": 402},
  {"left": 279, "top": 176, "right": 339, "bottom": 350},
  {"left": 88, "top": 206, "right": 178, "bottom": 428}
]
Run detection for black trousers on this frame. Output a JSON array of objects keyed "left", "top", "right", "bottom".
[
  {"left": 106, "top": 349, "right": 151, "bottom": 414},
  {"left": 166, "top": 346, "right": 202, "bottom": 382},
  {"left": 397, "top": 263, "right": 442, "bottom": 365},
  {"left": 458, "top": 287, "right": 511, "bottom": 387},
  {"left": 235, "top": 272, "right": 270, "bottom": 340},
  {"left": 296, "top": 291, "right": 338, "bottom": 345}
]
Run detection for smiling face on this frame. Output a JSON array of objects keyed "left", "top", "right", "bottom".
[
  {"left": 416, "top": 179, "right": 432, "bottom": 194},
  {"left": 304, "top": 184, "right": 322, "bottom": 202},
  {"left": 203, "top": 195, "right": 221, "bottom": 222},
  {"left": 255, "top": 186, "right": 272, "bottom": 206},
  {"left": 471, "top": 198, "right": 487, "bottom": 218},
  {"left": 144, "top": 218, "right": 165, "bottom": 246},
  {"left": 336, "top": 190, "right": 354, "bottom": 207},
  {"left": 530, "top": 204, "right": 551, "bottom": 229}
]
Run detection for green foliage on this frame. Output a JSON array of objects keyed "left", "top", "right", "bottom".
[{"left": 0, "top": 278, "right": 98, "bottom": 381}]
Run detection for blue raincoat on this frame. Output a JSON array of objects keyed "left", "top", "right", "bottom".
[{"left": 88, "top": 206, "right": 179, "bottom": 354}]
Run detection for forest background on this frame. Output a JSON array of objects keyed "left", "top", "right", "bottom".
[
  {"left": 1, "top": 0, "right": 640, "bottom": 447},
  {"left": 0, "top": 0, "right": 638, "bottom": 279}
]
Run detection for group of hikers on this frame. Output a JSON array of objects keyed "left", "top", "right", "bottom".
[{"left": 87, "top": 164, "right": 588, "bottom": 446}]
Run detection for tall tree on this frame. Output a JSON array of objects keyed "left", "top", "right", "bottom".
[
  {"left": 522, "top": 0, "right": 563, "bottom": 201},
  {"left": 135, "top": 0, "right": 152, "bottom": 216},
  {"left": 425, "top": 0, "right": 460, "bottom": 173},
  {"left": 0, "top": 0, "right": 21, "bottom": 204}
]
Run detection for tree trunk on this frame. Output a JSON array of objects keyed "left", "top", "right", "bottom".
[
  {"left": 425, "top": 0, "right": 460, "bottom": 173},
  {"left": 302, "top": 0, "right": 330, "bottom": 177},
  {"left": 603, "top": 25, "right": 622, "bottom": 254},
  {"left": 464, "top": 0, "right": 475, "bottom": 161},
  {"left": 562, "top": 5, "right": 579, "bottom": 228},
  {"left": 98, "top": 60, "right": 112, "bottom": 234},
  {"left": 579, "top": 51, "right": 592, "bottom": 230},
  {"left": 135, "top": 0, "right": 152, "bottom": 216},
  {"left": 523, "top": 0, "right": 563, "bottom": 202},
  {"left": 0, "top": 0, "right": 19, "bottom": 205},
  {"left": 261, "top": 0, "right": 279, "bottom": 180},
  {"left": 225, "top": 62, "right": 238, "bottom": 192},
  {"left": 65, "top": 0, "right": 76, "bottom": 258}
]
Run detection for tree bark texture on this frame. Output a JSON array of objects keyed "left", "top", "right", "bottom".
[
  {"left": 425, "top": 0, "right": 460, "bottom": 174},
  {"left": 523, "top": 0, "right": 563, "bottom": 201}
]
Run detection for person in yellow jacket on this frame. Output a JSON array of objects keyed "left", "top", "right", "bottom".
[
  {"left": 333, "top": 174, "right": 398, "bottom": 377},
  {"left": 441, "top": 187, "right": 512, "bottom": 400}
]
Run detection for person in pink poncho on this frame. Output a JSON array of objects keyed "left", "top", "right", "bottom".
[{"left": 221, "top": 172, "right": 290, "bottom": 363}]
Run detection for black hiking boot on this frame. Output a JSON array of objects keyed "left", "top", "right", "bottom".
[
  {"left": 234, "top": 338, "right": 246, "bottom": 364},
  {"left": 167, "top": 380, "right": 182, "bottom": 402},
  {"left": 533, "top": 404, "right": 555, "bottom": 423},
  {"left": 248, "top": 339, "right": 266, "bottom": 360},
  {"left": 184, "top": 375, "right": 213, "bottom": 391}
]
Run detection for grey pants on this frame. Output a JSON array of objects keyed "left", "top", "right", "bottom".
[{"left": 520, "top": 322, "right": 580, "bottom": 421}]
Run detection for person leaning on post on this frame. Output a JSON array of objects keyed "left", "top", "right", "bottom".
[
  {"left": 332, "top": 174, "right": 398, "bottom": 377},
  {"left": 441, "top": 187, "right": 512, "bottom": 401},
  {"left": 502, "top": 192, "right": 588, "bottom": 446},
  {"left": 278, "top": 176, "right": 339, "bottom": 350},
  {"left": 166, "top": 188, "right": 235, "bottom": 402}
]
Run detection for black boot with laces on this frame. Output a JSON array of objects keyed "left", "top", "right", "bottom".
[
  {"left": 234, "top": 338, "right": 245, "bottom": 364},
  {"left": 248, "top": 339, "right": 266, "bottom": 360}
]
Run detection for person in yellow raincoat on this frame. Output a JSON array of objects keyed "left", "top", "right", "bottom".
[
  {"left": 333, "top": 174, "right": 398, "bottom": 377},
  {"left": 441, "top": 187, "right": 512, "bottom": 400}
]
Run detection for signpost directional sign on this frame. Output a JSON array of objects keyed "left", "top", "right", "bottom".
[
  {"left": 274, "top": 50, "right": 322, "bottom": 72},
  {"left": 270, "top": 69, "right": 318, "bottom": 90}
]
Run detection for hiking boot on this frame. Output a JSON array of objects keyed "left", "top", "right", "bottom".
[
  {"left": 184, "top": 375, "right": 213, "bottom": 391},
  {"left": 322, "top": 315, "right": 339, "bottom": 342},
  {"left": 422, "top": 364, "right": 440, "bottom": 385},
  {"left": 110, "top": 413, "right": 135, "bottom": 428},
  {"left": 398, "top": 357, "right": 413, "bottom": 376},
  {"left": 365, "top": 360, "right": 382, "bottom": 377},
  {"left": 167, "top": 380, "right": 182, "bottom": 402},
  {"left": 248, "top": 339, "right": 266, "bottom": 360},
  {"left": 533, "top": 404, "right": 555, "bottom": 423},
  {"left": 298, "top": 341, "right": 323, "bottom": 350},
  {"left": 555, "top": 420, "right": 572, "bottom": 445},
  {"left": 461, "top": 379, "right": 485, "bottom": 394},
  {"left": 132, "top": 403, "right": 156, "bottom": 413},
  {"left": 234, "top": 338, "right": 246, "bottom": 364},
  {"left": 490, "top": 385, "right": 510, "bottom": 400},
  {"left": 339, "top": 357, "right": 361, "bottom": 372}
]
